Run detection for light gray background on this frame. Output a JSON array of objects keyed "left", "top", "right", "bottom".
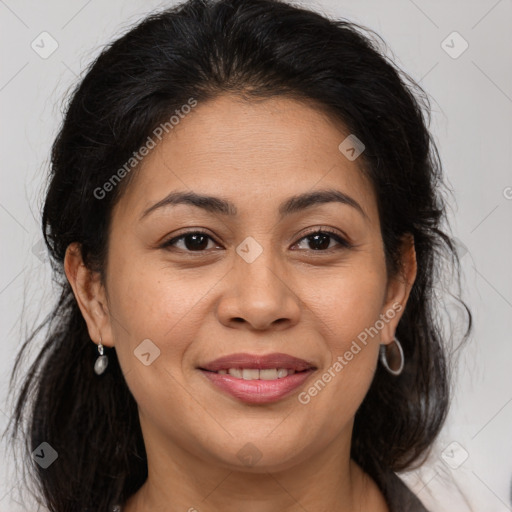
[{"left": 1, "top": 0, "right": 511, "bottom": 510}]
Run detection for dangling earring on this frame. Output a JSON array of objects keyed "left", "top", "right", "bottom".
[
  {"left": 94, "top": 336, "right": 109, "bottom": 375},
  {"left": 379, "top": 336, "right": 404, "bottom": 376}
]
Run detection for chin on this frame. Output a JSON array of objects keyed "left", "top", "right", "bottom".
[{"left": 205, "top": 436, "right": 314, "bottom": 473}]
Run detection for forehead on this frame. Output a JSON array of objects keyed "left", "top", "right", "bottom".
[{"left": 113, "top": 94, "right": 378, "bottom": 225}]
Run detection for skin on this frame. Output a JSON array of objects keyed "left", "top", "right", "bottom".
[{"left": 65, "top": 94, "right": 417, "bottom": 512}]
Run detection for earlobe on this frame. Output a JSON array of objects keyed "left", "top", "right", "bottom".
[{"left": 63, "top": 242, "right": 114, "bottom": 347}]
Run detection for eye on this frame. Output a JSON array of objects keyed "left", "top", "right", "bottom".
[
  {"left": 161, "top": 231, "right": 221, "bottom": 252},
  {"left": 292, "top": 228, "right": 352, "bottom": 252},
  {"left": 160, "top": 228, "right": 352, "bottom": 254}
]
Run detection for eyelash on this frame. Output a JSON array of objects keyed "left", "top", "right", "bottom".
[{"left": 160, "top": 228, "right": 353, "bottom": 254}]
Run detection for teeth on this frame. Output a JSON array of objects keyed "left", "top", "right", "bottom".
[
  {"left": 259, "top": 369, "right": 278, "bottom": 380},
  {"left": 242, "top": 369, "right": 259, "bottom": 380},
  {"left": 220, "top": 368, "right": 297, "bottom": 380},
  {"left": 228, "top": 368, "right": 243, "bottom": 378}
]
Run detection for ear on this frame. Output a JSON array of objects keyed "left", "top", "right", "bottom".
[
  {"left": 379, "top": 233, "right": 417, "bottom": 344},
  {"left": 64, "top": 242, "right": 115, "bottom": 348}
]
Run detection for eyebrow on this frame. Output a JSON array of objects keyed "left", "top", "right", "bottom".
[{"left": 139, "top": 188, "right": 369, "bottom": 222}]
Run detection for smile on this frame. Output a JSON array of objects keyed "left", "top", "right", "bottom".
[
  {"left": 212, "top": 368, "right": 297, "bottom": 380},
  {"left": 199, "top": 367, "right": 315, "bottom": 404}
]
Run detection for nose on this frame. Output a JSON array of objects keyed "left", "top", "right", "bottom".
[{"left": 216, "top": 248, "right": 301, "bottom": 331}]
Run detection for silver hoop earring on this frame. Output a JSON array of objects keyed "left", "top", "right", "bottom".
[
  {"left": 379, "top": 337, "right": 404, "bottom": 376},
  {"left": 94, "top": 336, "right": 109, "bottom": 375}
]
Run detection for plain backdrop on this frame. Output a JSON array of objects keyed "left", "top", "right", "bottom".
[{"left": 1, "top": 0, "right": 511, "bottom": 510}]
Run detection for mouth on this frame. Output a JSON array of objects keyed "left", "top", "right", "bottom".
[
  {"left": 199, "top": 352, "right": 316, "bottom": 373},
  {"left": 202, "top": 368, "right": 302, "bottom": 380},
  {"left": 198, "top": 353, "right": 317, "bottom": 404}
]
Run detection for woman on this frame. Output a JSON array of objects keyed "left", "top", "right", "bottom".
[{"left": 6, "top": 0, "right": 472, "bottom": 510}]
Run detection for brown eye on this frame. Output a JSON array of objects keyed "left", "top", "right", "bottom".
[
  {"left": 293, "top": 229, "right": 352, "bottom": 252},
  {"left": 161, "top": 231, "right": 218, "bottom": 252}
]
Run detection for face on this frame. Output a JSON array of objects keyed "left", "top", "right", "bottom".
[{"left": 68, "top": 94, "right": 415, "bottom": 473}]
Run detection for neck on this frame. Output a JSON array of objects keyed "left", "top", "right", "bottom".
[{"left": 123, "top": 419, "right": 389, "bottom": 512}]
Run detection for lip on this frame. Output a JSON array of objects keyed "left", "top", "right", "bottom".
[
  {"left": 200, "top": 370, "right": 315, "bottom": 404},
  {"left": 199, "top": 352, "right": 316, "bottom": 372},
  {"left": 198, "top": 352, "right": 317, "bottom": 404}
]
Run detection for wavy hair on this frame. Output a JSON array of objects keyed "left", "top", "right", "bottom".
[{"left": 5, "top": 0, "right": 472, "bottom": 510}]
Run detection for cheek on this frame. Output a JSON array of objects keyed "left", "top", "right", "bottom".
[
  {"left": 296, "top": 273, "right": 384, "bottom": 438},
  {"left": 109, "top": 258, "right": 211, "bottom": 342},
  {"left": 105, "top": 261, "right": 208, "bottom": 424},
  {"left": 297, "top": 260, "right": 386, "bottom": 404},
  {"left": 106, "top": 253, "right": 238, "bottom": 404},
  {"left": 305, "top": 260, "right": 387, "bottom": 347}
]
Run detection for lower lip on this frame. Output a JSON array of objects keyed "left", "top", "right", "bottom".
[{"left": 200, "top": 369, "right": 315, "bottom": 404}]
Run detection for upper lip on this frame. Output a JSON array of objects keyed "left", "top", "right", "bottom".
[{"left": 199, "top": 352, "right": 316, "bottom": 372}]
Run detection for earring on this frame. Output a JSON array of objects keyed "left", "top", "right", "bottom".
[
  {"left": 94, "top": 336, "right": 109, "bottom": 375},
  {"left": 379, "top": 336, "right": 404, "bottom": 376}
]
